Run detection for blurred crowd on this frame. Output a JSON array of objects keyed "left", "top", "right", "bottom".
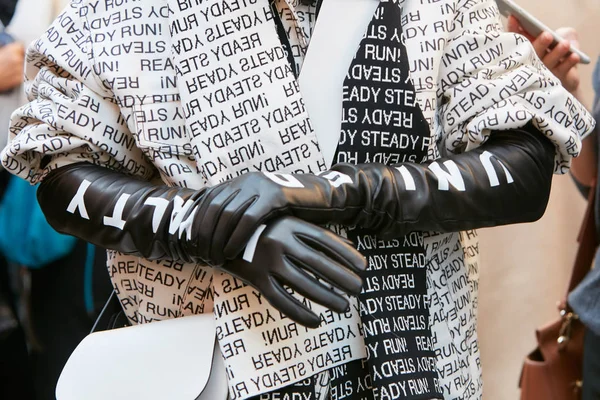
[{"left": 0, "top": 2, "right": 115, "bottom": 400}]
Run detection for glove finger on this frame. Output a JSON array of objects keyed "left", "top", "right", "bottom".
[
  {"left": 259, "top": 276, "right": 322, "bottom": 328},
  {"left": 293, "top": 222, "right": 367, "bottom": 275},
  {"left": 288, "top": 242, "right": 363, "bottom": 296},
  {"left": 223, "top": 203, "right": 272, "bottom": 260},
  {"left": 211, "top": 195, "right": 257, "bottom": 263},
  {"left": 196, "top": 188, "right": 240, "bottom": 264},
  {"left": 277, "top": 255, "right": 350, "bottom": 313},
  {"left": 221, "top": 255, "right": 321, "bottom": 327}
]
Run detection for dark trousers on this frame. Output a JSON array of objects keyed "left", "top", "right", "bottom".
[
  {"left": 26, "top": 241, "right": 112, "bottom": 400},
  {"left": 583, "top": 330, "right": 600, "bottom": 400},
  {"left": 0, "top": 258, "right": 35, "bottom": 400},
  {"left": 28, "top": 241, "right": 112, "bottom": 400}
]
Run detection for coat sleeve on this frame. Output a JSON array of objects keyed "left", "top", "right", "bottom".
[
  {"left": 0, "top": 2, "right": 154, "bottom": 184},
  {"left": 436, "top": 0, "right": 595, "bottom": 174}
]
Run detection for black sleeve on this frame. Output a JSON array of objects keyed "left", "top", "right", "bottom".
[
  {"left": 36, "top": 125, "right": 555, "bottom": 263},
  {"left": 37, "top": 164, "right": 212, "bottom": 263},
  {"left": 304, "top": 125, "right": 555, "bottom": 239}
]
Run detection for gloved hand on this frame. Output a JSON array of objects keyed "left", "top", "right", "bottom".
[
  {"left": 221, "top": 216, "right": 365, "bottom": 328},
  {"left": 36, "top": 162, "right": 360, "bottom": 266},
  {"left": 38, "top": 123, "right": 554, "bottom": 265},
  {"left": 38, "top": 126, "right": 555, "bottom": 266},
  {"left": 38, "top": 163, "right": 366, "bottom": 326},
  {"left": 200, "top": 126, "right": 556, "bottom": 258}
]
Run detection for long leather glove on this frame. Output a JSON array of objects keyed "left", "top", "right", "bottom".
[
  {"left": 39, "top": 126, "right": 554, "bottom": 264},
  {"left": 38, "top": 164, "right": 366, "bottom": 326},
  {"left": 224, "top": 216, "right": 365, "bottom": 327},
  {"left": 197, "top": 126, "right": 556, "bottom": 257}
]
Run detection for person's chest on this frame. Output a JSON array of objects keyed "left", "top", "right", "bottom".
[{"left": 82, "top": 0, "right": 463, "bottom": 186}]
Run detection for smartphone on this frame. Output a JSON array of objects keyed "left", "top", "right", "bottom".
[{"left": 496, "top": 0, "right": 591, "bottom": 64}]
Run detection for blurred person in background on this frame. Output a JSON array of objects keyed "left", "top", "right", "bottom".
[
  {"left": 507, "top": 15, "right": 600, "bottom": 400},
  {"left": 0, "top": 41, "right": 24, "bottom": 93},
  {"left": 0, "top": 1, "right": 114, "bottom": 399},
  {"left": 0, "top": 2, "right": 35, "bottom": 399}
]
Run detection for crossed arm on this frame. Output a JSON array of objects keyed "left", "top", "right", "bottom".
[
  {"left": 34, "top": 125, "right": 555, "bottom": 326},
  {"left": 2, "top": 0, "right": 588, "bottom": 327}
]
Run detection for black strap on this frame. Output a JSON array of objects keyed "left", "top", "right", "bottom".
[
  {"left": 90, "top": 290, "right": 130, "bottom": 333},
  {"left": 567, "top": 183, "right": 597, "bottom": 297}
]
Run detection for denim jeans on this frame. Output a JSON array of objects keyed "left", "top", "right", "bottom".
[{"left": 583, "top": 330, "right": 600, "bottom": 400}]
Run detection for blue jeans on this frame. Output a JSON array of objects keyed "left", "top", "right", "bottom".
[{"left": 583, "top": 330, "right": 600, "bottom": 400}]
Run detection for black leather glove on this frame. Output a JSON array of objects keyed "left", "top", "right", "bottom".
[
  {"left": 322, "top": 127, "right": 556, "bottom": 238},
  {"left": 36, "top": 162, "right": 363, "bottom": 267},
  {"left": 38, "top": 127, "right": 554, "bottom": 264},
  {"left": 38, "top": 166, "right": 367, "bottom": 326},
  {"left": 195, "top": 126, "right": 555, "bottom": 256},
  {"left": 38, "top": 164, "right": 215, "bottom": 264},
  {"left": 222, "top": 216, "right": 365, "bottom": 328}
]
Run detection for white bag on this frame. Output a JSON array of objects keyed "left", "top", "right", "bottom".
[{"left": 56, "top": 313, "right": 229, "bottom": 400}]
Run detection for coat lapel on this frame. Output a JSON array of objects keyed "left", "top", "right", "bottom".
[
  {"left": 168, "top": 0, "right": 326, "bottom": 186},
  {"left": 298, "top": 0, "right": 380, "bottom": 168}
]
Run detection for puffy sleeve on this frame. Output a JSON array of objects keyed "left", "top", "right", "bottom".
[
  {"left": 436, "top": 0, "right": 595, "bottom": 174},
  {"left": 0, "top": 2, "right": 154, "bottom": 184}
]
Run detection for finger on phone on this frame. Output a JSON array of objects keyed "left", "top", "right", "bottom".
[
  {"left": 506, "top": 15, "right": 522, "bottom": 33},
  {"left": 555, "top": 27, "right": 578, "bottom": 44},
  {"left": 507, "top": 15, "right": 536, "bottom": 41},
  {"left": 555, "top": 52, "right": 580, "bottom": 76},
  {"left": 543, "top": 40, "right": 572, "bottom": 69},
  {"left": 531, "top": 32, "right": 554, "bottom": 59}
]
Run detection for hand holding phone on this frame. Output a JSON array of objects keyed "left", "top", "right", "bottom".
[
  {"left": 505, "top": 15, "right": 583, "bottom": 94},
  {"left": 497, "top": 0, "right": 590, "bottom": 64}
]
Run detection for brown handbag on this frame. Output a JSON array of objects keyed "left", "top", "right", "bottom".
[{"left": 519, "top": 186, "right": 597, "bottom": 400}]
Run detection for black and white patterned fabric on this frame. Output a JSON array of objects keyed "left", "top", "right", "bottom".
[
  {"left": 0, "top": 0, "right": 594, "bottom": 399},
  {"left": 336, "top": 1, "right": 439, "bottom": 397}
]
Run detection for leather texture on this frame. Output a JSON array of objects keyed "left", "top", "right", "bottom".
[
  {"left": 37, "top": 127, "right": 554, "bottom": 326},
  {"left": 38, "top": 164, "right": 214, "bottom": 263},
  {"left": 203, "top": 126, "right": 555, "bottom": 257},
  {"left": 221, "top": 216, "right": 364, "bottom": 327},
  {"left": 182, "top": 127, "right": 555, "bottom": 259},
  {"left": 519, "top": 318, "right": 585, "bottom": 400},
  {"left": 325, "top": 127, "right": 556, "bottom": 239},
  {"left": 37, "top": 166, "right": 366, "bottom": 325},
  {"left": 38, "top": 127, "right": 554, "bottom": 261}
]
